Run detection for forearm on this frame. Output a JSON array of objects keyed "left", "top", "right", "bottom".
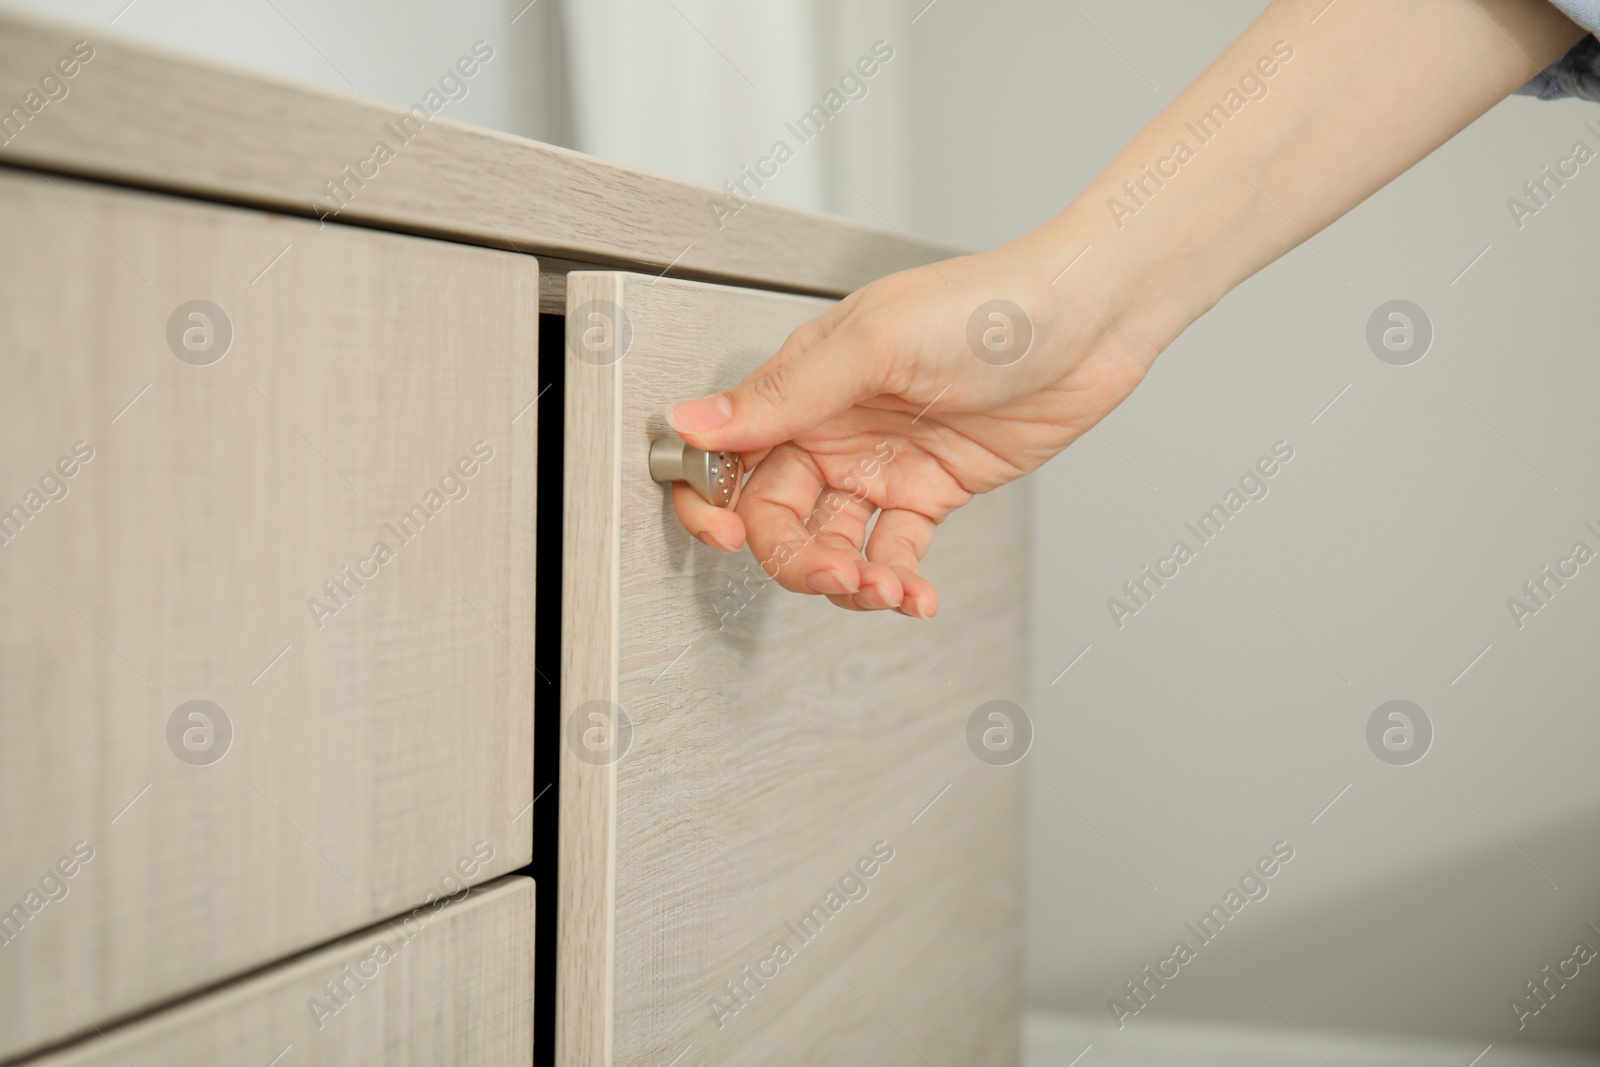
[{"left": 1024, "top": 0, "right": 1583, "bottom": 343}]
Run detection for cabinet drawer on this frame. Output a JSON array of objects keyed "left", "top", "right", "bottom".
[
  {"left": 31, "top": 876, "right": 535, "bottom": 1066},
  {"left": 0, "top": 171, "right": 538, "bottom": 1059},
  {"left": 558, "top": 273, "right": 1029, "bottom": 1066}
]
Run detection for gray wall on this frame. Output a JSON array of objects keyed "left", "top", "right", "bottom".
[{"left": 899, "top": 0, "right": 1600, "bottom": 1049}]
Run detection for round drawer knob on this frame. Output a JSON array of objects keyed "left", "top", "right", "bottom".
[{"left": 648, "top": 437, "right": 742, "bottom": 507}]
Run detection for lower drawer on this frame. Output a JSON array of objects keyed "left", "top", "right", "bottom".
[{"left": 29, "top": 876, "right": 535, "bottom": 1067}]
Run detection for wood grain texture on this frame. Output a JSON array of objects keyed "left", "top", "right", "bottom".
[
  {"left": 0, "top": 171, "right": 537, "bottom": 1060},
  {"left": 558, "top": 272, "right": 1029, "bottom": 1066},
  {"left": 556, "top": 271, "right": 626, "bottom": 1067},
  {"left": 0, "top": 11, "right": 958, "bottom": 300},
  {"left": 31, "top": 876, "right": 536, "bottom": 1067}
]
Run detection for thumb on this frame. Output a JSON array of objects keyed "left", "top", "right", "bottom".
[{"left": 666, "top": 336, "right": 887, "bottom": 453}]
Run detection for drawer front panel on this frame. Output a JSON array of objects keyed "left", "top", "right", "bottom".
[
  {"left": 0, "top": 170, "right": 537, "bottom": 1058},
  {"left": 559, "top": 272, "right": 1029, "bottom": 1066},
  {"left": 32, "top": 877, "right": 535, "bottom": 1067}
]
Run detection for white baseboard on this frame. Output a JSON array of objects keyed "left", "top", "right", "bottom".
[{"left": 1024, "top": 1011, "right": 1600, "bottom": 1067}]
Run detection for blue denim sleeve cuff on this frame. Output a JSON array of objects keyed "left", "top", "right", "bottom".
[{"left": 1516, "top": 35, "right": 1600, "bottom": 101}]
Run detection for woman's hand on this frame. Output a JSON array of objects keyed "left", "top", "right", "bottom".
[{"left": 666, "top": 233, "right": 1190, "bottom": 618}]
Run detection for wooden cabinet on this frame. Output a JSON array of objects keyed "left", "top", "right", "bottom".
[
  {"left": 31, "top": 877, "right": 535, "bottom": 1066},
  {"left": 558, "top": 273, "right": 1029, "bottom": 1066},
  {"left": 0, "top": 11, "right": 1013, "bottom": 1066},
  {"left": 0, "top": 171, "right": 538, "bottom": 1061}
]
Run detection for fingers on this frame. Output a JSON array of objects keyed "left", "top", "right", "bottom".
[
  {"left": 666, "top": 325, "right": 893, "bottom": 456},
  {"left": 677, "top": 444, "right": 937, "bottom": 617},
  {"left": 865, "top": 508, "right": 940, "bottom": 618},
  {"left": 839, "top": 560, "right": 909, "bottom": 614},
  {"left": 736, "top": 446, "right": 856, "bottom": 592},
  {"left": 671, "top": 482, "right": 746, "bottom": 553},
  {"left": 735, "top": 447, "right": 907, "bottom": 612},
  {"left": 802, "top": 492, "right": 906, "bottom": 613}
]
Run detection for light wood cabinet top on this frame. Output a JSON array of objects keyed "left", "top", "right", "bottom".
[{"left": 0, "top": 10, "right": 958, "bottom": 297}]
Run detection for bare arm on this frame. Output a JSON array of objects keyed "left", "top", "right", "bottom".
[
  {"left": 1052, "top": 0, "right": 1583, "bottom": 332},
  {"left": 667, "top": 0, "right": 1584, "bottom": 618}
]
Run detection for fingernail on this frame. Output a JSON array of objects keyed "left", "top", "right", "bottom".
[
  {"left": 698, "top": 531, "right": 733, "bottom": 552},
  {"left": 856, "top": 586, "right": 901, "bottom": 610},
  {"left": 667, "top": 393, "right": 733, "bottom": 436},
  {"left": 805, "top": 569, "right": 853, "bottom": 596}
]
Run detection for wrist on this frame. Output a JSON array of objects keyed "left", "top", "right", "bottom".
[{"left": 1005, "top": 174, "right": 1261, "bottom": 367}]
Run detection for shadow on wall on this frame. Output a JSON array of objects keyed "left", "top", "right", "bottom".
[{"left": 1058, "top": 807, "right": 1600, "bottom": 1050}]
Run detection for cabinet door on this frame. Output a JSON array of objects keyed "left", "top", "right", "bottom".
[
  {"left": 0, "top": 171, "right": 537, "bottom": 1059},
  {"left": 32, "top": 876, "right": 535, "bottom": 1067},
  {"left": 559, "top": 272, "right": 1029, "bottom": 1066}
]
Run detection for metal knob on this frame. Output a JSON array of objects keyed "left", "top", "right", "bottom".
[{"left": 649, "top": 437, "right": 742, "bottom": 507}]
